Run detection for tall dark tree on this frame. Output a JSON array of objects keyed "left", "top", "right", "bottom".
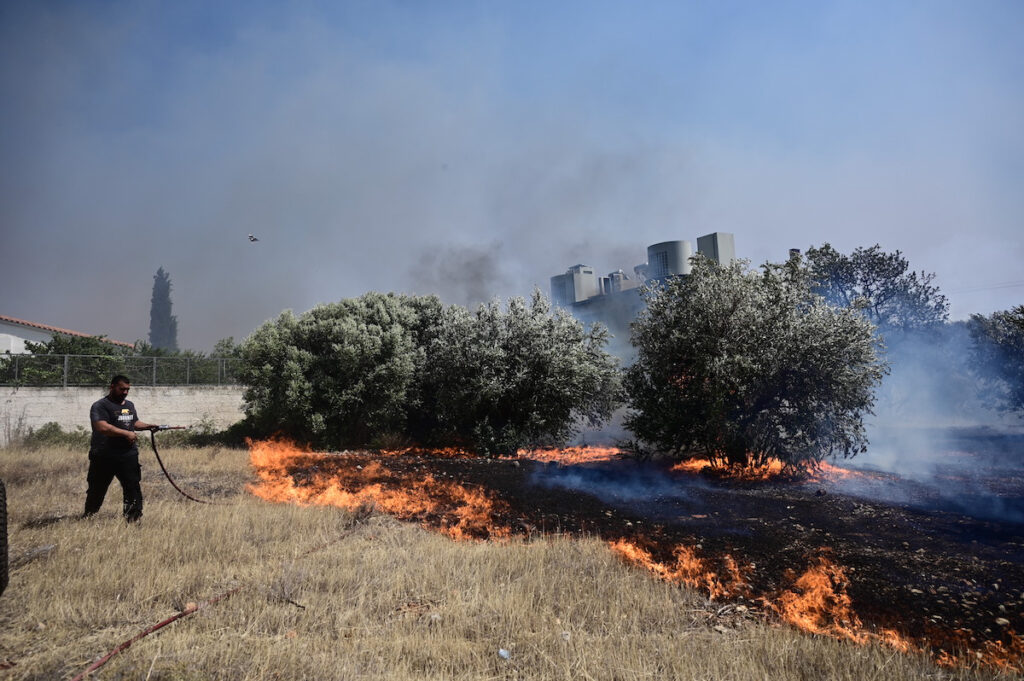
[
  {"left": 149, "top": 267, "right": 179, "bottom": 351},
  {"left": 805, "top": 243, "right": 948, "bottom": 334},
  {"left": 969, "top": 305, "right": 1024, "bottom": 416}
]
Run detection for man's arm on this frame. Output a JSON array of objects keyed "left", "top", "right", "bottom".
[{"left": 91, "top": 419, "right": 142, "bottom": 444}]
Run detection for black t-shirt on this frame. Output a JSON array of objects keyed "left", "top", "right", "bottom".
[{"left": 89, "top": 396, "right": 139, "bottom": 458}]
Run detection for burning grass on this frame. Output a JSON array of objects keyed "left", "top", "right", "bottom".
[
  {"left": 670, "top": 456, "right": 889, "bottom": 483},
  {"left": 0, "top": 441, "right": 1018, "bottom": 679},
  {"left": 245, "top": 438, "right": 1024, "bottom": 673}
]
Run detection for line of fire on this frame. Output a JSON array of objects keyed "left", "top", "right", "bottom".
[
  {"left": 240, "top": 234, "right": 1022, "bottom": 673},
  {"left": 246, "top": 437, "right": 1023, "bottom": 672}
]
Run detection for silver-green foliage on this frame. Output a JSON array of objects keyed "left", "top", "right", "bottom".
[
  {"left": 240, "top": 293, "right": 441, "bottom": 448},
  {"left": 239, "top": 291, "right": 622, "bottom": 452},
  {"left": 423, "top": 291, "right": 622, "bottom": 454},
  {"left": 625, "top": 257, "right": 886, "bottom": 470}
]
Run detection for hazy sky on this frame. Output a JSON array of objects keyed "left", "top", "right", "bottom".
[{"left": 1, "top": 1, "right": 1021, "bottom": 351}]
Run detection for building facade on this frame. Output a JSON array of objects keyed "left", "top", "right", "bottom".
[
  {"left": 0, "top": 315, "right": 133, "bottom": 354},
  {"left": 549, "top": 232, "right": 737, "bottom": 354}
]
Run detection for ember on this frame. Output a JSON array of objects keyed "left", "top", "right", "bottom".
[
  {"left": 246, "top": 438, "right": 1024, "bottom": 672},
  {"left": 517, "top": 446, "right": 623, "bottom": 465},
  {"left": 670, "top": 457, "right": 787, "bottom": 480}
]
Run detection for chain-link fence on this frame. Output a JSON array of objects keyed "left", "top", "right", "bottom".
[{"left": 0, "top": 354, "right": 242, "bottom": 387}]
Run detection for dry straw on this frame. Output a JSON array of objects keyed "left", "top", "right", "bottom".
[{"left": 0, "top": 443, "right": 1001, "bottom": 680}]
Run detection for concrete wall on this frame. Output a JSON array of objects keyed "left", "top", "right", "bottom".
[{"left": 1, "top": 386, "right": 246, "bottom": 447}]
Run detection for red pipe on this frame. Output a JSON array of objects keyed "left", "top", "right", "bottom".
[{"left": 70, "top": 585, "right": 243, "bottom": 681}]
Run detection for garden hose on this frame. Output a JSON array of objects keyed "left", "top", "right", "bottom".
[{"left": 148, "top": 427, "right": 214, "bottom": 504}]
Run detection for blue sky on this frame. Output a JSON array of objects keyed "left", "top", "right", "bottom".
[{"left": 1, "top": 1, "right": 1021, "bottom": 350}]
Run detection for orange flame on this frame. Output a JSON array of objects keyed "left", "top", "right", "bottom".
[
  {"left": 246, "top": 438, "right": 509, "bottom": 540},
  {"left": 671, "top": 457, "right": 888, "bottom": 484},
  {"left": 773, "top": 553, "right": 867, "bottom": 643},
  {"left": 608, "top": 539, "right": 751, "bottom": 601},
  {"left": 378, "top": 447, "right": 476, "bottom": 458},
  {"left": 517, "top": 446, "right": 624, "bottom": 465},
  {"left": 245, "top": 439, "right": 1022, "bottom": 672},
  {"left": 611, "top": 540, "right": 926, "bottom": 656},
  {"left": 807, "top": 461, "right": 888, "bottom": 483},
  {"left": 670, "top": 457, "right": 787, "bottom": 480}
]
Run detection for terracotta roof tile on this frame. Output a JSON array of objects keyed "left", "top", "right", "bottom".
[{"left": 0, "top": 314, "right": 135, "bottom": 348}]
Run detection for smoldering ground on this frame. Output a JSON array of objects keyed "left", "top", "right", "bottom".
[
  {"left": 540, "top": 319, "right": 1024, "bottom": 527},
  {"left": 852, "top": 325, "right": 1024, "bottom": 524}
]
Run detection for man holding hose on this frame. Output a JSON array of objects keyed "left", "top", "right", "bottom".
[{"left": 84, "top": 374, "right": 160, "bottom": 522}]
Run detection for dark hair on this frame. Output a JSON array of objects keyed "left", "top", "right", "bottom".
[{"left": 110, "top": 374, "right": 131, "bottom": 386}]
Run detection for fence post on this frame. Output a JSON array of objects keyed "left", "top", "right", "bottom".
[
  {"left": 186, "top": 357, "right": 191, "bottom": 385},
  {"left": 13, "top": 355, "right": 18, "bottom": 383},
  {"left": 218, "top": 358, "right": 223, "bottom": 386},
  {"left": 63, "top": 354, "right": 69, "bottom": 388},
  {"left": 152, "top": 357, "right": 157, "bottom": 386}
]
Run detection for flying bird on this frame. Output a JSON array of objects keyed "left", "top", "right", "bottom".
[{"left": 248, "top": 233, "right": 259, "bottom": 242}]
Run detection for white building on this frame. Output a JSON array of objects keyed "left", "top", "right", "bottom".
[{"left": 0, "top": 315, "right": 134, "bottom": 354}]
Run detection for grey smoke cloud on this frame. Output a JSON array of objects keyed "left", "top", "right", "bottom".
[
  {"left": 1, "top": 2, "right": 1021, "bottom": 351},
  {"left": 409, "top": 243, "right": 512, "bottom": 310}
]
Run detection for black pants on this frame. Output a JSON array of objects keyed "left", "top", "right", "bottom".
[{"left": 84, "top": 455, "right": 143, "bottom": 522}]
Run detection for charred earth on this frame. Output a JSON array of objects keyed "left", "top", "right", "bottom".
[{"left": 249, "top": 429, "right": 1024, "bottom": 671}]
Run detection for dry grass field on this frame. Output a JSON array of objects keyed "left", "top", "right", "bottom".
[{"left": 0, "top": 443, "right": 1013, "bottom": 680}]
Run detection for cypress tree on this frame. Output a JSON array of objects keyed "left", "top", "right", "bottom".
[{"left": 149, "top": 267, "right": 179, "bottom": 351}]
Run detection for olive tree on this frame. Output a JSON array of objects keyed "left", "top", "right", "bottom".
[
  {"left": 625, "top": 256, "right": 886, "bottom": 471},
  {"left": 421, "top": 291, "right": 622, "bottom": 454},
  {"left": 968, "top": 305, "right": 1024, "bottom": 416},
  {"left": 239, "top": 293, "right": 444, "bottom": 449},
  {"left": 805, "top": 243, "right": 948, "bottom": 334},
  {"left": 239, "top": 290, "right": 622, "bottom": 453}
]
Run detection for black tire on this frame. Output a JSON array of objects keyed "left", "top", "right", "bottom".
[{"left": 0, "top": 479, "right": 7, "bottom": 597}]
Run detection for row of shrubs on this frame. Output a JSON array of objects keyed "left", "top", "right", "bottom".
[
  {"left": 14, "top": 253, "right": 1020, "bottom": 469},
  {"left": 239, "top": 291, "right": 622, "bottom": 456}
]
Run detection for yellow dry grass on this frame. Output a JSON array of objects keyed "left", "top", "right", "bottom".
[{"left": 0, "top": 444, "right": 1011, "bottom": 680}]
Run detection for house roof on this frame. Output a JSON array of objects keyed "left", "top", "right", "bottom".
[{"left": 0, "top": 314, "right": 135, "bottom": 348}]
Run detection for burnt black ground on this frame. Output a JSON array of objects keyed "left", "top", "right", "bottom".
[{"left": 280, "top": 449, "right": 1024, "bottom": 665}]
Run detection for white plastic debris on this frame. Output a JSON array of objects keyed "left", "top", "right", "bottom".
[{"left": 498, "top": 648, "right": 511, "bottom": 660}]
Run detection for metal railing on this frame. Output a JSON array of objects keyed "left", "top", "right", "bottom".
[{"left": 0, "top": 354, "right": 242, "bottom": 387}]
